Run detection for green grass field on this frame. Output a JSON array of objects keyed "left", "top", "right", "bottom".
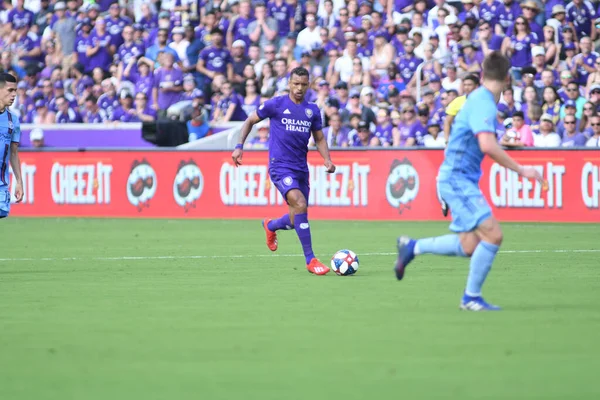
[{"left": 1, "top": 218, "right": 599, "bottom": 400}]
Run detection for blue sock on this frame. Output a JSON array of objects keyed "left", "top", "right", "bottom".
[
  {"left": 294, "top": 213, "right": 315, "bottom": 264},
  {"left": 415, "top": 235, "right": 467, "bottom": 257},
  {"left": 267, "top": 214, "right": 294, "bottom": 231},
  {"left": 465, "top": 241, "right": 500, "bottom": 297}
]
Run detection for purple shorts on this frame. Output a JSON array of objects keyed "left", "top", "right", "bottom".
[{"left": 271, "top": 170, "right": 310, "bottom": 203}]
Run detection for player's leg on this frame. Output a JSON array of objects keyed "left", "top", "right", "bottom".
[
  {"left": 0, "top": 190, "right": 10, "bottom": 219},
  {"left": 262, "top": 174, "right": 298, "bottom": 252},
  {"left": 286, "top": 187, "right": 329, "bottom": 275}
]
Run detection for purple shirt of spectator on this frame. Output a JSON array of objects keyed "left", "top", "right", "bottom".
[
  {"left": 16, "top": 32, "right": 42, "bottom": 65},
  {"left": 8, "top": 8, "right": 34, "bottom": 29},
  {"left": 88, "top": 31, "right": 113, "bottom": 71},
  {"left": 231, "top": 17, "right": 253, "bottom": 48},
  {"left": 566, "top": 1, "right": 596, "bottom": 38},
  {"left": 217, "top": 92, "right": 248, "bottom": 122},
  {"left": 84, "top": 109, "right": 108, "bottom": 123},
  {"left": 241, "top": 95, "right": 261, "bottom": 117},
  {"left": 323, "top": 126, "right": 349, "bottom": 147},
  {"left": 575, "top": 52, "right": 599, "bottom": 85},
  {"left": 195, "top": 26, "right": 212, "bottom": 46},
  {"left": 134, "top": 74, "right": 155, "bottom": 99},
  {"left": 56, "top": 108, "right": 83, "bottom": 123},
  {"left": 497, "top": 1, "right": 522, "bottom": 32},
  {"left": 106, "top": 16, "right": 132, "bottom": 48},
  {"left": 398, "top": 55, "right": 422, "bottom": 82},
  {"left": 561, "top": 132, "right": 587, "bottom": 146},
  {"left": 357, "top": 41, "right": 374, "bottom": 58},
  {"left": 112, "top": 106, "right": 137, "bottom": 122},
  {"left": 391, "top": 36, "right": 405, "bottom": 57},
  {"left": 509, "top": 34, "right": 536, "bottom": 68},
  {"left": 199, "top": 46, "right": 232, "bottom": 74},
  {"left": 395, "top": 0, "right": 412, "bottom": 12},
  {"left": 479, "top": 0, "right": 502, "bottom": 28},
  {"left": 116, "top": 42, "right": 145, "bottom": 75},
  {"left": 153, "top": 67, "right": 184, "bottom": 110},
  {"left": 351, "top": 133, "right": 372, "bottom": 147},
  {"left": 374, "top": 123, "right": 394, "bottom": 145},
  {"left": 255, "top": 95, "right": 322, "bottom": 173},
  {"left": 74, "top": 33, "right": 91, "bottom": 72},
  {"left": 140, "top": 15, "right": 158, "bottom": 31},
  {"left": 98, "top": 94, "right": 120, "bottom": 120},
  {"left": 397, "top": 122, "right": 416, "bottom": 146},
  {"left": 268, "top": 1, "right": 294, "bottom": 37},
  {"left": 410, "top": 121, "right": 427, "bottom": 146},
  {"left": 248, "top": 136, "right": 269, "bottom": 149}
]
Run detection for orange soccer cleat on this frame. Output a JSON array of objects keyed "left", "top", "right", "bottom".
[
  {"left": 306, "top": 258, "right": 330, "bottom": 275},
  {"left": 262, "top": 219, "right": 278, "bottom": 251}
]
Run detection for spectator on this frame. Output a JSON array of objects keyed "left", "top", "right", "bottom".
[
  {"left": 441, "top": 64, "right": 461, "bottom": 93},
  {"left": 230, "top": 40, "right": 250, "bottom": 91},
  {"left": 372, "top": 108, "right": 393, "bottom": 147},
  {"left": 212, "top": 80, "right": 247, "bottom": 122},
  {"left": 49, "top": 81, "right": 77, "bottom": 112},
  {"left": 82, "top": 95, "right": 108, "bottom": 123},
  {"left": 334, "top": 81, "right": 349, "bottom": 109},
  {"left": 423, "top": 121, "right": 445, "bottom": 148},
  {"left": 586, "top": 115, "right": 600, "bottom": 147},
  {"left": 527, "top": 103, "right": 543, "bottom": 133},
  {"left": 106, "top": 3, "right": 131, "bottom": 51},
  {"left": 168, "top": 27, "right": 190, "bottom": 68},
  {"left": 556, "top": 100, "right": 581, "bottom": 137},
  {"left": 498, "top": 87, "right": 521, "bottom": 118},
  {"left": 268, "top": 0, "right": 295, "bottom": 42},
  {"left": 518, "top": 1, "right": 543, "bottom": 41},
  {"left": 133, "top": 92, "right": 157, "bottom": 123},
  {"left": 317, "top": 112, "right": 349, "bottom": 147},
  {"left": 98, "top": 79, "right": 120, "bottom": 120},
  {"left": 247, "top": 120, "right": 270, "bottom": 149},
  {"left": 560, "top": 81, "right": 586, "bottom": 119},
  {"left": 153, "top": 52, "right": 184, "bottom": 117},
  {"left": 412, "top": 104, "right": 430, "bottom": 145},
  {"left": 186, "top": 96, "right": 211, "bottom": 141},
  {"left": 572, "top": 36, "right": 597, "bottom": 87},
  {"left": 55, "top": 95, "right": 82, "bottom": 123},
  {"left": 52, "top": 2, "right": 77, "bottom": 62},
  {"left": 399, "top": 39, "right": 423, "bottom": 88},
  {"left": 227, "top": 0, "right": 253, "bottom": 49},
  {"left": 579, "top": 101, "right": 596, "bottom": 136},
  {"left": 561, "top": 115, "right": 587, "bottom": 147},
  {"left": 247, "top": 2, "right": 278, "bottom": 50},
  {"left": 86, "top": 18, "right": 113, "bottom": 73},
  {"left": 500, "top": 111, "right": 534, "bottom": 148},
  {"left": 29, "top": 128, "right": 45, "bottom": 149},
  {"left": 28, "top": 99, "right": 55, "bottom": 124},
  {"left": 534, "top": 114, "right": 561, "bottom": 147},
  {"left": 259, "top": 62, "right": 276, "bottom": 97},
  {"left": 351, "top": 120, "right": 375, "bottom": 147},
  {"left": 112, "top": 91, "right": 137, "bottom": 122},
  {"left": 521, "top": 85, "right": 539, "bottom": 119},
  {"left": 542, "top": 86, "right": 562, "bottom": 124},
  {"left": 393, "top": 105, "right": 418, "bottom": 147},
  {"left": 566, "top": 0, "right": 596, "bottom": 40},
  {"left": 502, "top": 16, "right": 536, "bottom": 81},
  {"left": 242, "top": 79, "right": 260, "bottom": 117},
  {"left": 273, "top": 57, "right": 289, "bottom": 93},
  {"left": 542, "top": 25, "right": 557, "bottom": 67},
  {"left": 116, "top": 25, "right": 145, "bottom": 80}
]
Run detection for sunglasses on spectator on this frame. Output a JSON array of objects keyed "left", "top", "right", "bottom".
[
  {"left": 567, "top": 88, "right": 578, "bottom": 92},
  {"left": 340, "top": 12, "right": 348, "bottom": 16},
  {"left": 403, "top": 109, "right": 414, "bottom": 113},
  {"left": 592, "top": 91, "right": 600, "bottom": 95},
  {"left": 265, "top": 50, "right": 275, "bottom": 54},
  {"left": 515, "top": 22, "right": 525, "bottom": 26},
  {"left": 565, "top": 121, "right": 576, "bottom": 124},
  {"left": 584, "top": 107, "right": 594, "bottom": 110},
  {"left": 592, "top": 123, "right": 600, "bottom": 126}
]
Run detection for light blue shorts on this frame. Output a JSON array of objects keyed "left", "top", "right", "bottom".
[
  {"left": 0, "top": 190, "right": 10, "bottom": 218},
  {"left": 437, "top": 179, "right": 492, "bottom": 233}
]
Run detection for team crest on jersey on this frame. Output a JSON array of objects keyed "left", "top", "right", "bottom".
[
  {"left": 7, "top": 121, "right": 13, "bottom": 130},
  {"left": 283, "top": 176, "right": 293, "bottom": 186},
  {"left": 305, "top": 108, "right": 313, "bottom": 118},
  {"left": 126, "top": 159, "right": 157, "bottom": 211},
  {"left": 173, "top": 159, "right": 204, "bottom": 213},
  {"left": 385, "top": 158, "right": 420, "bottom": 214}
]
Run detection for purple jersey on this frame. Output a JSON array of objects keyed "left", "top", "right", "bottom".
[
  {"left": 267, "top": 1, "right": 294, "bottom": 36},
  {"left": 497, "top": 2, "right": 522, "bottom": 32},
  {"left": 199, "top": 46, "right": 232, "bottom": 74},
  {"left": 217, "top": 93, "right": 247, "bottom": 121},
  {"left": 16, "top": 32, "right": 42, "bottom": 64},
  {"left": 509, "top": 34, "right": 536, "bottom": 68},
  {"left": 398, "top": 56, "right": 422, "bottom": 82},
  {"left": 231, "top": 17, "right": 253, "bottom": 47},
  {"left": 8, "top": 8, "right": 34, "bottom": 29},
  {"left": 397, "top": 122, "right": 417, "bottom": 146},
  {"left": 566, "top": 1, "right": 596, "bottom": 38},
  {"left": 83, "top": 109, "right": 108, "bottom": 123},
  {"left": 87, "top": 31, "right": 112, "bottom": 71},
  {"left": 241, "top": 96, "right": 261, "bottom": 117},
  {"left": 561, "top": 132, "right": 587, "bottom": 147},
  {"left": 112, "top": 106, "right": 137, "bottom": 122},
  {"left": 115, "top": 42, "right": 145, "bottom": 76},
  {"left": 374, "top": 123, "right": 394, "bottom": 145},
  {"left": 98, "top": 94, "right": 120, "bottom": 120},
  {"left": 256, "top": 95, "right": 322, "bottom": 175},
  {"left": 153, "top": 67, "right": 184, "bottom": 110},
  {"left": 357, "top": 41, "right": 374, "bottom": 58},
  {"left": 74, "top": 33, "right": 91, "bottom": 72},
  {"left": 56, "top": 108, "right": 82, "bottom": 123},
  {"left": 410, "top": 121, "right": 427, "bottom": 146},
  {"left": 575, "top": 52, "right": 598, "bottom": 85},
  {"left": 140, "top": 15, "right": 158, "bottom": 31},
  {"left": 479, "top": 1, "right": 502, "bottom": 27},
  {"left": 323, "top": 126, "right": 349, "bottom": 147},
  {"left": 134, "top": 74, "right": 154, "bottom": 99},
  {"left": 106, "top": 16, "right": 132, "bottom": 48}
]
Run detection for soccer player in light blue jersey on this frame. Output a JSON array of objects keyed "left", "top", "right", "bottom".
[
  {"left": 394, "top": 52, "right": 543, "bottom": 311},
  {"left": 232, "top": 67, "right": 336, "bottom": 276},
  {"left": 0, "top": 73, "right": 23, "bottom": 218}
]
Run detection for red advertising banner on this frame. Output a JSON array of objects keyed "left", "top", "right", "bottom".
[{"left": 7, "top": 150, "right": 600, "bottom": 223}]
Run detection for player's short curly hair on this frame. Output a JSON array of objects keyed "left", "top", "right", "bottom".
[
  {"left": 0, "top": 73, "right": 17, "bottom": 87},
  {"left": 290, "top": 67, "right": 310, "bottom": 79}
]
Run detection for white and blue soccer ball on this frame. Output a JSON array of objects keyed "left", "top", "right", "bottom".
[{"left": 331, "top": 249, "right": 359, "bottom": 276}]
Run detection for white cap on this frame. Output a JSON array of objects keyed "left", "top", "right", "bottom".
[
  {"left": 232, "top": 39, "right": 246, "bottom": 48},
  {"left": 257, "top": 120, "right": 269, "bottom": 129},
  {"left": 172, "top": 27, "right": 185, "bottom": 35},
  {"left": 445, "top": 14, "right": 458, "bottom": 25},
  {"left": 30, "top": 128, "right": 44, "bottom": 141},
  {"left": 409, "top": 27, "right": 423, "bottom": 38},
  {"left": 360, "top": 86, "right": 374, "bottom": 97},
  {"left": 532, "top": 46, "right": 545, "bottom": 57}
]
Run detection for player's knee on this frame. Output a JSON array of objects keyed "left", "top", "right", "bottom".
[
  {"left": 294, "top": 198, "right": 308, "bottom": 213},
  {"left": 460, "top": 233, "right": 480, "bottom": 256}
]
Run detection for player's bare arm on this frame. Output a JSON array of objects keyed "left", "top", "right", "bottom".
[
  {"left": 478, "top": 133, "right": 542, "bottom": 182},
  {"left": 10, "top": 141, "right": 23, "bottom": 203},
  {"left": 231, "top": 111, "right": 261, "bottom": 166},
  {"left": 312, "top": 129, "right": 336, "bottom": 173}
]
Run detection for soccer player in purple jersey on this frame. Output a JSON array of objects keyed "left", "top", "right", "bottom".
[{"left": 232, "top": 67, "right": 336, "bottom": 275}]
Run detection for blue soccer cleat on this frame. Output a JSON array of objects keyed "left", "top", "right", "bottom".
[
  {"left": 394, "top": 236, "right": 416, "bottom": 280},
  {"left": 459, "top": 294, "right": 502, "bottom": 311}
]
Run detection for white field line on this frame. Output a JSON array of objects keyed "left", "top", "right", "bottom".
[{"left": 0, "top": 249, "right": 599, "bottom": 262}]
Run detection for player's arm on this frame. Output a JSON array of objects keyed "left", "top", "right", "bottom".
[
  {"left": 478, "top": 133, "right": 540, "bottom": 180},
  {"left": 443, "top": 114, "right": 454, "bottom": 141},
  {"left": 312, "top": 129, "right": 336, "bottom": 173},
  {"left": 9, "top": 142, "right": 23, "bottom": 203},
  {"left": 231, "top": 111, "right": 262, "bottom": 166}
]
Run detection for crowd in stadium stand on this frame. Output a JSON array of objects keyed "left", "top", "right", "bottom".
[{"left": 2, "top": 0, "right": 600, "bottom": 148}]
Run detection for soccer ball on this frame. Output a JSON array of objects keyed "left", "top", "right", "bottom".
[{"left": 331, "top": 249, "right": 359, "bottom": 276}]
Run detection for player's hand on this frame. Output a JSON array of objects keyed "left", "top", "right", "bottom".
[
  {"left": 14, "top": 182, "right": 24, "bottom": 203},
  {"left": 519, "top": 166, "right": 543, "bottom": 183},
  {"left": 232, "top": 148, "right": 243, "bottom": 166},
  {"left": 324, "top": 160, "right": 336, "bottom": 173}
]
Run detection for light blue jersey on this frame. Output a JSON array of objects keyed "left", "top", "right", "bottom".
[
  {"left": 438, "top": 87, "right": 497, "bottom": 184},
  {"left": 0, "top": 109, "right": 20, "bottom": 218},
  {"left": 437, "top": 87, "right": 497, "bottom": 232}
]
